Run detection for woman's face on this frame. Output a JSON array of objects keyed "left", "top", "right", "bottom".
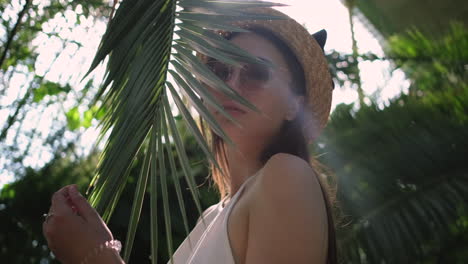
[{"left": 205, "top": 32, "right": 303, "bottom": 146}]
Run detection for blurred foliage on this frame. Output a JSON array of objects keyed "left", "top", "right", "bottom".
[
  {"left": 353, "top": 0, "right": 467, "bottom": 39},
  {"left": 317, "top": 88, "right": 468, "bottom": 263},
  {"left": 78, "top": 1, "right": 287, "bottom": 261},
  {"left": 327, "top": 50, "right": 360, "bottom": 89},
  {"left": 1, "top": 0, "right": 106, "bottom": 71},
  {"left": 32, "top": 80, "right": 71, "bottom": 103},
  {"left": 327, "top": 22, "right": 467, "bottom": 98},
  {"left": 0, "top": 148, "right": 98, "bottom": 263},
  {"left": 386, "top": 22, "right": 468, "bottom": 94},
  {"left": 315, "top": 21, "right": 468, "bottom": 263},
  {"left": 327, "top": 50, "right": 379, "bottom": 90},
  {"left": 1, "top": 1, "right": 467, "bottom": 263},
  {"left": 0, "top": 0, "right": 110, "bottom": 177},
  {"left": 0, "top": 122, "right": 220, "bottom": 263}
]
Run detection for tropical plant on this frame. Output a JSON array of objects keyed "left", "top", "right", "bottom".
[
  {"left": 385, "top": 22, "right": 468, "bottom": 94},
  {"left": 315, "top": 86, "right": 468, "bottom": 263},
  {"left": 0, "top": 123, "right": 220, "bottom": 263},
  {"left": 315, "top": 22, "right": 468, "bottom": 262},
  {"left": 0, "top": 0, "right": 110, "bottom": 179},
  {"left": 82, "top": 0, "right": 285, "bottom": 262},
  {"left": 0, "top": 149, "right": 97, "bottom": 263}
]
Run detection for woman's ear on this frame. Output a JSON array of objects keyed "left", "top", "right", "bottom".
[{"left": 285, "top": 96, "right": 305, "bottom": 121}]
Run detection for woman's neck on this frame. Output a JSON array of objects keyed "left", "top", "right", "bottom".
[{"left": 225, "top": 143, "right": 264, "bottom": 197}]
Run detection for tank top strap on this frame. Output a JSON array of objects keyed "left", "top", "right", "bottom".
[{"left": 222, "top": 167, "right": 263, "bottom": 209}]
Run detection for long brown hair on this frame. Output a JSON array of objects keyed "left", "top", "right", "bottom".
[{"left": 199, "top": 28, "right": 338, "bottom": 263}]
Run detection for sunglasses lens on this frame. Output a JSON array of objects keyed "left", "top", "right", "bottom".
[
  {"left": 240, "top": 63, "right": 270, "bottom": 89},
  {"left": 205, "top": 58, "right": 271, "bottom": 89},
  {"left": 207, "top": 61, "right": 230, "bottom": 81},
  {"left": 243, "top": 64, "right": 270, "bottom": 82}
]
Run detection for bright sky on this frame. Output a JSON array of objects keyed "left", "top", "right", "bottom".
[
  {"left": 275, "top": 0, "right": 408, "bottom": 108},
  {"left": 0, "top": 0, "right": 409, "bottom": 187}
]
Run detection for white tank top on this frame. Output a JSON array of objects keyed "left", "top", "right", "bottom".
[{"left": 167, "top": 170, "right": 261, "bottom": 264}]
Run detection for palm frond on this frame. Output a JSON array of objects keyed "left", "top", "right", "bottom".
[
  {"left": 338, "top": 173, "right": 468, "bottom": 263},
  {"left": 84, "top": 0, "right": 284, "bottom": 261},
  {"left": 320, "top": 93, "right": 468, "bottom": 263},
  {"left": 123, "top": 140, "right": 152, "bottom": 262}
]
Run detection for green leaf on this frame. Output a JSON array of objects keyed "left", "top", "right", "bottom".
[
  {"left": 163, "top": 91, "right": 204, "bottom": 224},
  {"left": 83, "top": 0, "right": 288, "bottom": 262},
  {"left": 88, "top": 0, "right": 176, "bottom": 216},
  {"left": 180, "top": 0, "right": 285, "bottom": 10},
  {"left": 123, "top": 142, "right": 152, "bottom": 262},
  {"left": 177, "top": 23, "right": 274, "bottom": 66},
  {"left": 166, "top": 80, "right": 225, "bottom": 171},
  {"left": 175, "top": 28, "right": 243, "bottom": 67},
  {"left": 177, "top": 11, "right": 282, "bottom": 23},
  {"left": 150, "top": 111, "right": 160, "bottom": 264},
  {"left": 158, "top": 113, "right": 174, "bottom": 263},
  {"left": 33, "top": 81, "right": 70, "bottom": 102},
  {"left": 65, "top": 107, "right": 80, "bottom": 131},
  {"left": 84, "top": 0, "right": 157, "bottom": 78},
  {"left": 82, "top": 109, "right": 93, "bottom": 128},
  {"left": 162, "top": 117, "right": 191, "bottom": 247},
  {"left": 167, "top": 71, "right": 237, "bottom": 139},
  {"left": 91, "top": 105, "right": 107, "bottom": 121},
  {"left": 190, "top": 20, "right": 250, "bottom": 33},
  {"left": 172, "top": 45, "right": 259, "bottom": 113},
  {"left": 169, "top": 60, "right": 239, "bottom": 126}
]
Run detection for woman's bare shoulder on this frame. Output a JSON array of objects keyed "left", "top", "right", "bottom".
[
  {"left": 260, "top": 153, "right": 318, "bottom": 191},
  {"left": 245, "top": 153, "right": 329, "bottom": 262}
]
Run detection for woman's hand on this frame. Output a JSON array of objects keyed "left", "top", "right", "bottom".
[{"left": 42, "top": 184, "right": 122, "bottom": 264}]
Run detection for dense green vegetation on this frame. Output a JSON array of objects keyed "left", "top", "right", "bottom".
[
  {"left": 1, "top": 0, "right": 467, "bottom": 263},
  {"left": 318, "top": 22, "right": 468, "bottom": 263}
]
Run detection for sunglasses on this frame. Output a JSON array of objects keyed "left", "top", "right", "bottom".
[{"left": 205, "top": 58, "right": 273, "bottom": 90}]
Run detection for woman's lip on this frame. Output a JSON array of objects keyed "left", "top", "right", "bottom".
[{"left": 222, "top": 106, "right": 246, "bottom": 114}]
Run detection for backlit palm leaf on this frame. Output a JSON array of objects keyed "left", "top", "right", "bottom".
[
  {"left": 338, "top": 173, "right": 468, "bottom": 263},
  {"left": 320, "top": 94, "right": 468, "bottom": 263},
  {"left": 83, "top": 0, "right": 284, "bottom": 262}
]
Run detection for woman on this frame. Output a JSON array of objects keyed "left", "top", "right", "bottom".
[{"left": 43, "top": 7, "right": 336, "bottom": 264}]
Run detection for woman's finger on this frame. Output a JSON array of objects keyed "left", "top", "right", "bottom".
[
  {"left": 68, "top": 184, "right": 100, "bottom": 222},
  {"left": 50, "top": 186, "right": 73, "bottom": 216},
  {"left": 49, "top": 185, "right": 69, "bottom": 206},
  {"left": 44, "top": 188, "right": 71, "bottom": 252}
]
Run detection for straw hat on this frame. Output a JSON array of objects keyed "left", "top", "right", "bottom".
[{"left": 202, "top": 7, "right": 334, "bottom": 142}]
